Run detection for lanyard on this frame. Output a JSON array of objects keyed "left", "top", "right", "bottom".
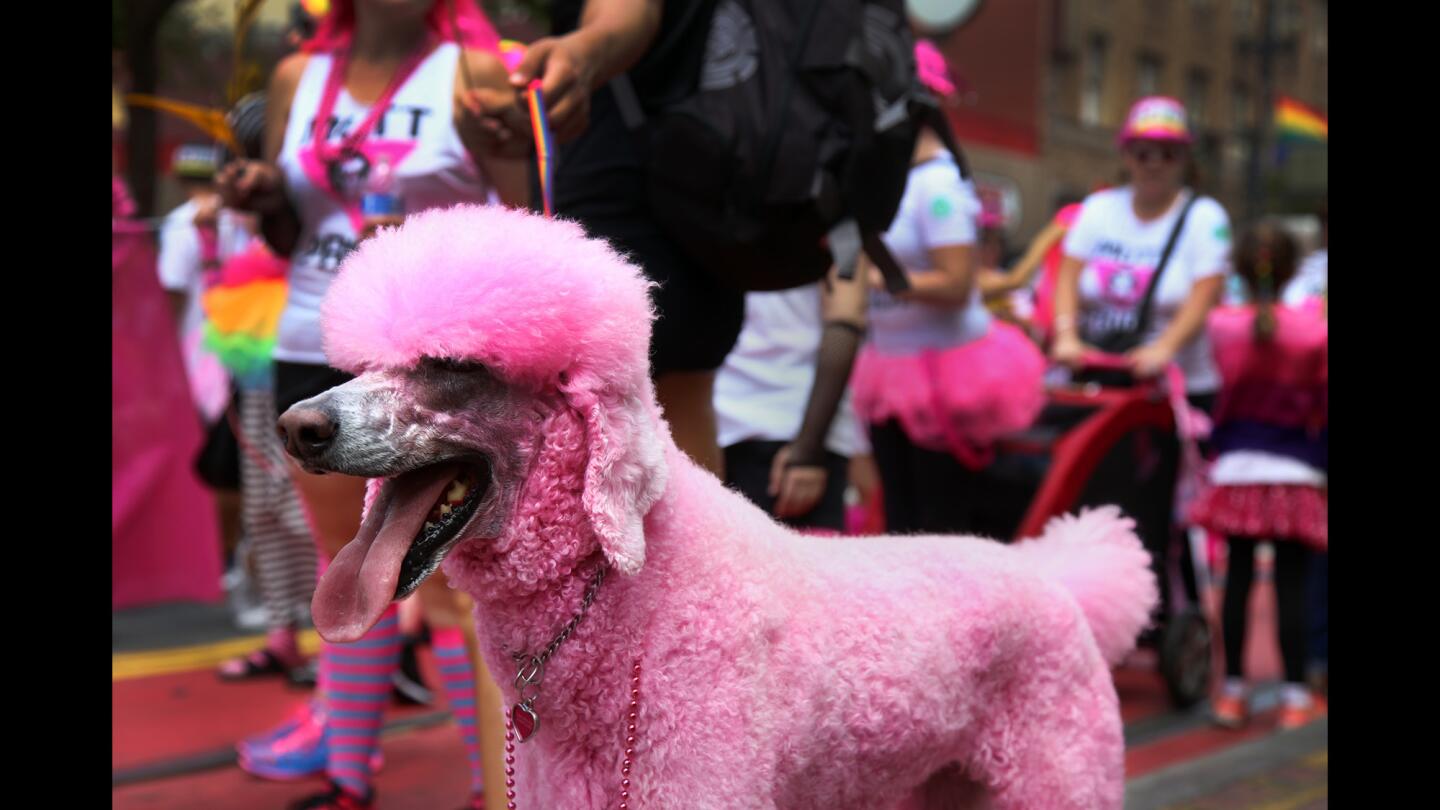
[{"left": 310, "top": 42, "right": 434, "bottom": 194}]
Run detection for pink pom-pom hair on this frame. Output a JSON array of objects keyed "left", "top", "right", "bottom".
[{"left": 914, "top": 39, "right": 956, "bottom": 98}]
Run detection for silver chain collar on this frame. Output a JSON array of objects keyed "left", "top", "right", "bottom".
[{"left": 508, "top": 564, "right": 607, "bottom": 741}]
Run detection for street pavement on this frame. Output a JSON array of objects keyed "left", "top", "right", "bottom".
[{"left": 114, "top": 561, "right": 1324, "bottom": 809}]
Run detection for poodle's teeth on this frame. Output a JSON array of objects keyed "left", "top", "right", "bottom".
[
  {"left": 446, "top": 480, "right": 468, "bottom": 502},
  {"left": 440, "top": 504, "right": 452, "bottom": 516},
  {"left": 424, "top": 521, "right": 437, "bottom": 531}
]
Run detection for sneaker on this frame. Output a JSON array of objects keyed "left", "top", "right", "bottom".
[
  {"left": 238, "top": 707, "right": 383, "bottom": 780},
  {"left": 238, "top": 700, "right": 321, "bottom": 753},
  {"left": 1277, "top": 696, "right": 1327, "bottom": 730},
  {"left": 290, "top": 781, "right": 375, "bottom": 810},
  {"left": 1210, "top": 693, "right": 1248, "bottom": 729}
]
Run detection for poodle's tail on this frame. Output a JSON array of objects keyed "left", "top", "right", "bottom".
[{"left": 1017, "top": 506, "right": 1159, "bottom": 665}]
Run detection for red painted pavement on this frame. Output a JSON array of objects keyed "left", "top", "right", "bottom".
[
  {"left": 114, "top": 721, "right": 473, "bottom": 810},
  {"left": 115, "top": 658, "right": 437, "bottom": 774},
  {"left": 113, "top": 566, "right": 1294, "bottom": 806},
  {"left": 1125, "top": 710, "right": 1285, "bottom": 779}
]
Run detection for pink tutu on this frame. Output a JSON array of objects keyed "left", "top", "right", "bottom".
[
  {"left": 1187, "top": 484, "right": 1327, "bottom": 551},
  {"left": 852, "top": 321, "right": 1046, "bottom": 469}
]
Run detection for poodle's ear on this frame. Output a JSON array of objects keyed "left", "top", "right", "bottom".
[{"left": 567, "top": 378, "right": 668, "bottom": 575}]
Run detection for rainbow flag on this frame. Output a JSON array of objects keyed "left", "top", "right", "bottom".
[{"left": 1275, "top": 96, "right": 1327, "bottom": 143}]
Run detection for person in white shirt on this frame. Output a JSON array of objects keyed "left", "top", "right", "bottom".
[
  {"left": 715, "top": 275, "right": 871, "bottom": 532},
  {"left": 158, "top": 144, "right": 254, "bottom": 425},
  {"left": 1051, "top": 96, "right": 1233, "bottom": 405},
  {"left": 1283, "top": 199, "right": 1327, "bottom": 308},
  {"left": 849, "top": 41, "right": 1048, "bottom": 536}
]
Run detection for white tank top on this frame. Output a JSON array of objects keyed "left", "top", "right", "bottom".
[{"left": 275, "top": 43, "right": 492, "bottom": 365}]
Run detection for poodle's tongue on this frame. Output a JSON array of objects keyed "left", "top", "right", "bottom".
[{"left": 312, "top": 465, "right": 459, "bottom": 642}]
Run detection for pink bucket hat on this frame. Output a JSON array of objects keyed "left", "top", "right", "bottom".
[{"left": 1118, "top": 96, "right": 1192, "bottom": 146}]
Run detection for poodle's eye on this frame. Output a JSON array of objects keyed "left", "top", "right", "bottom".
[{"left": 422, "top": 357, "right": 487, "bottom": 374}]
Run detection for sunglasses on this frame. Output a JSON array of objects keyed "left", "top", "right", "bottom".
[{"left": 1125, "top": 143, "right": 1184, "bottom": 165}]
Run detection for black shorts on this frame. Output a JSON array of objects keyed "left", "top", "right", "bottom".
[
  {"left": 194, "top": 389, "right": 241, "bottom": 491},
  {"left": 723, "top": 440, "right": 850, "bottom": 532},
  {"left": 554, "top": 84, "right": 743, "bottom": 375},
  {"left": 274, "top": 360, "right": 355, "bottom": 415}
]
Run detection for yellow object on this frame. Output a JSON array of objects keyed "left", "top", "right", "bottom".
[
  {"left": 124, "top": 94, "right": 239, "bottom": 153},
  {"left": 112, "top": 630, "right": 322, "bottom": 681},
  {"left": 112, "top": 85, "right": 127, "bottom": 130}
]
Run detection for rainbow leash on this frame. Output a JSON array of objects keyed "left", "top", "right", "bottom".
[{"left": 527, "top": 82, "right": 556, "bottom": 217}]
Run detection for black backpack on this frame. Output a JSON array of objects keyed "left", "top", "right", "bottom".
[{"left": 612, "top": 0, "right": 971, "bottom": 293}]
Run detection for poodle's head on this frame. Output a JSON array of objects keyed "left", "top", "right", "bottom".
[{"left": 281, "top": 204, "right": 668, "bottom": 642}]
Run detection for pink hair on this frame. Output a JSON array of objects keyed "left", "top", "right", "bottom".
[
  {"left": 303, "top": 0, "right": 500, "bottom": 53},
  {"left": 321, "top": 204, "right": 655, "bottom": 394},
  {"left": 324, "top": 204, "right": 667, "bottom": 574}
]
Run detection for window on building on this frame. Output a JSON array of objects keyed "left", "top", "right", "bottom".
[
  {"left": 1137, "top": 53, "right": 1162, "bottom": 98},
  {"left": 1081, "top": 35, "right": 1107, "bottom": 126},
  {"left": 1234, "top": 0, "right": 1253, "bottom": 28},
  {"left": 1231, "top": 84, "right": 1251, "bottom": 132},
  {"left": 1187, "top": 69, "right": 1210, "bottom": 129},
  {"left": 1276, "top": 0, "right": 1301, "bottom": 37}
]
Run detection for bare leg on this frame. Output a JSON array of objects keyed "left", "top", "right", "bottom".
[
  {"left": 287, "top": 464, "right": 368, "bottom": 560},
  {"left": 419, "top": 575, "right": 506, "bottom": 808},
  {"left": 655, "top": 369, "right": 724, "bottom": 478}
]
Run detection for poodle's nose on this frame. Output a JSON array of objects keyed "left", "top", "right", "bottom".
[{"left": 277, "top": 407, "right": 338, "bottom": 463}]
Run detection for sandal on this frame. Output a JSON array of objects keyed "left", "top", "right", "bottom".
[{"left": 219, "top": 647, "right": 293, "bottom": 681}]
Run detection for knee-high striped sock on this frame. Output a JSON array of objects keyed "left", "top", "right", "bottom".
[
  {"left": 315, "top": 554, "right": 332, "bottom": 706},
  {"left": 432, "top": 626, "right": 485, "bottom": 794},
  {"left": 324, "top": 604, "right": 402, "bottom": 797}
]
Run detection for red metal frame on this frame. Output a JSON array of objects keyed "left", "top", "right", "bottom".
[{"left": 1012, "top": 386, "right": 1175, "bottom": 540}]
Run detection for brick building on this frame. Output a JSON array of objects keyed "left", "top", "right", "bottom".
[{"left": 930, "top": 0, "right": 1328, "bottom": 243}]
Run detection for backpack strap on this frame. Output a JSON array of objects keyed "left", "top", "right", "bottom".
[
  {"left": 838, "top": 101, "right": 971, "bottom": 294},
  {"left": 610, "top": 74, "right": 647, "bottom": 130},
  {"left": 917, "top": 100, "right": 972, "bottom": 181},
  {"left": 1130, "top": 192, "right": 1200, "bottom": 342},
  {"left": 830, "top": 218, "right": 911, "bottom": 294}
]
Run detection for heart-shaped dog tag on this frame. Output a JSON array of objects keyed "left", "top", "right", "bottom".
[{"left": 511, "top": 702, "right": 539, "bottom": 742}]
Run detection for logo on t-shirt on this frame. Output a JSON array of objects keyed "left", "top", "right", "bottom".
[
  {"left": 1082, "top": 258, "right": 1156, "bottom": 338},
  {"left": 930, "top": 196, "right": 954, "bottom": 219}
]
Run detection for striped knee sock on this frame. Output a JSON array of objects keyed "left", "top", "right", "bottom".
[
  {"left": 432, "top": 626, "right": 485, "bottom": 794},
  {"left": 324, "top": 605, "right": 402, "bottom": 797}
]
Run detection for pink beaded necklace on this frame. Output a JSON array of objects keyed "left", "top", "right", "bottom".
[
  {"left": 502, "top": 658, "right": 643, "bottom": 810},
  {"left": 500, "top": 564, "right": 642, "bottom": 808}
]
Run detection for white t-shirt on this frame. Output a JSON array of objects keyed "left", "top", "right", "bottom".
[
  {"left": 1062, "top": 187, "right": 1233, "bottom": 393},
  {"left": 715, "top": 284, "right": 870, "bottom": 458},
  {"left": 867, "top": 152, "right": 992, "bottom": 355},
  {"left": 1283, "top": 248, "right": 1327, "bottom": 305},
  {"left": 157, "top": 199, "right": 255, "bottom": 339},
  {"left": 157, "top": 200, "right": 255, "bottom": 420}
]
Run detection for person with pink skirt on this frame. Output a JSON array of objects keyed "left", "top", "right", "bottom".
[
  {"left": 1188, "top": 222, "right": 1327, "bottom": 731},
  {"left": 849, "top": 41, "right": 1046, "bottom": 536}
]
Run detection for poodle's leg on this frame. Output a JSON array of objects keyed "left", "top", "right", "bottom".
[{"left": 983, "top": 710, "right": 1124, "bottom": 810}]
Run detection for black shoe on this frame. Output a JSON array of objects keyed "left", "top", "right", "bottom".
[
  {"left": 391, "top": 635, "right": 433, "bottom": 706},
  {"left": 289, "top": 781, "right": 374, "bottom": 810},
  {"left": 287, "top": 657, "right": 319, "bottom": 689}
]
